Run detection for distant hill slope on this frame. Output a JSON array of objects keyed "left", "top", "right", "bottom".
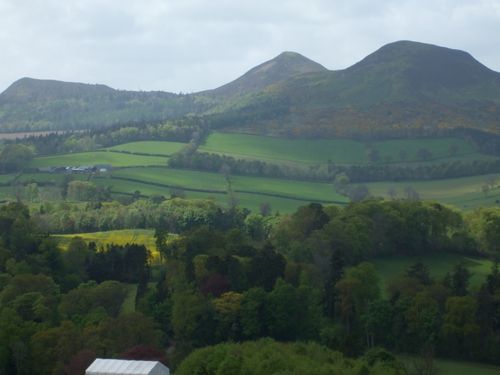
[
  {"left": 202, "top": 51, "right": 326, "bottom": 98},
  {"left": 226, "top": 41, "right": 500, "bottom": 137},
  {"left": 1, "top": 41, "right": 500, "bottom": 136},
  {"left": 0, "top": 78, "right": 207, "bottom": 131}
]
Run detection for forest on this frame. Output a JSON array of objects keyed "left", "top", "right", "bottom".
[{"left": 1, "top": 198, "right": 500, "bottom": 374}]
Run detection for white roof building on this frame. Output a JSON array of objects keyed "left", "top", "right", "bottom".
[{"left": 86, "top": 359, "right": 170, "bottom": 375}]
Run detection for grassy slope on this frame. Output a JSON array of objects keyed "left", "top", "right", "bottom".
[
  {"left": 364, "top": 173, "right": 500, "bottom": 210},
  {"left": 29, "top": 151, "right": 168, "bottom": 168},
  {"left": 373, "top": 253, "right": 493, "bottom": 293},
  {"left": 106, "top": 141, "right": 187, "bottom": 156},
  {"left": 120, "top": 284, "right": 138, "bottom": 314},
  {"left": 110, "top": 167, "right": 348, "bottom": 203},
  {"left": 199, "top": 132, "right": 487, "bottom": 165}
]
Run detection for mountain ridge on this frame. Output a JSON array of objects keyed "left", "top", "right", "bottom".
[{"left": 1, "top": 40, "right": 500, "bottom": 136}]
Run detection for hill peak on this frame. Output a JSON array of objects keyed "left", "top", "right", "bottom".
[
  {"left": 347, "top": 40, "right": 498, "bottom": 89},
  {"left": 208, "top": 51, "right": 326, "bottom": 97},
  {"left": 1, "top": 77, "right": 115, "bottom": 101}
]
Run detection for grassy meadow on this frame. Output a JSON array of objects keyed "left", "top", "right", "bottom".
[
  {"left": 433, "top": 358, "right": 500, "bottom": 375},
  {"left": 373, "top": 253, "right": 493, "bottom": 294},
  {"left": 199, "top": 132, "right": 488, "bottom": 165},
  {"left": 106, "top": 140, "right": 187, "bottom": 156},
  {"left": 364, "top": 173, "right": 500, "bottom": 210},
  {"left": 29, "top": 151, "right": 168, "bottom": 168},
  {"left": 55, "top": 229, "right": 160, "bottom": 260}
]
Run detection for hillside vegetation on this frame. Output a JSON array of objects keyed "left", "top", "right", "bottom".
[{"left": 2, "top": 41, "right": 500, "bottom": 138}]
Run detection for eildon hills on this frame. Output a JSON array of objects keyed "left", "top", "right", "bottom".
[{"left": 1, "top": 40, "right": 500, "bottom": 137}]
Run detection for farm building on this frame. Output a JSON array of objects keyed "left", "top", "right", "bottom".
[{"left": 85, "top": 359, "right": 170, "bottom": 375}]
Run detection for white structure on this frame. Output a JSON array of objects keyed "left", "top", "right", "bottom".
[{"left": 86, "top": 359, "right": 170, "bottom": 375}]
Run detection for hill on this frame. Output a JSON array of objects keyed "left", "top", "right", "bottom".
[
  {"left": 226, "top": 41, "right": 500, "bottom": 137},
  {"left": 202, "top": 51, "right": 326, "bottom": 98},
  {"left": 1, "top": 41, "right": 500, "bottom": 136},
  {"left": 0, "top": 78, "right": 206, "bottom": 131}
]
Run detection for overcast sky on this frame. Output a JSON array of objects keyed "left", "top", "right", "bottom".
[{"left": 1, "top": 0, "right": 500, "bottom": 93}]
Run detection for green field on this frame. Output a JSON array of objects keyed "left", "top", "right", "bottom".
[
  {"left": 96, "top": 171, "right": 342, "bottom": 213},
  {"left": 111, "top": 167, "right": 347, "bottom": 203},
  {"left": 0, "top": 173, "right": 17, "bottom": 184},
  {"left": 364, "top": 173, "right": 500, "bottom": 210},
  {"left": 373, "top": 253, "right": 493, "bottom": 294},
  {"left": 29, "top": 151, "right": 168, "bottom": 168},
  {"left": 434, "top": 358, "right": 500, "bottom": 375},
  {"left": 199, "top": 132, "right": 487, "bottom": 165},
  {"left": 402, "top": 357, "right": 500, "bottom": 375},
  {"left": 106, "top": 141, "right": 187, "bottom": 156}
]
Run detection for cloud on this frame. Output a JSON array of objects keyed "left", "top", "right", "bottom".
[{"left": 0, "top": 0, "right": 499, "bottom": 93}]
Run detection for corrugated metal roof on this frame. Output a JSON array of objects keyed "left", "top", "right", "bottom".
[{"left": 86, "top": 359, "right": 170, "bottom": 375}]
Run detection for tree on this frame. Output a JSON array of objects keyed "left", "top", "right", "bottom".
[
  {"left": 451, "top": 263, "right": 471, "bottom": 296},
  {"left": 259, "top": 202, "right": 271, "bottom": 216},
  {"left": 0, "top": 144, "right": 35, "bottom": 172},
  {"left": 336, "top": 262, "right": 380, "bottom": 331},
  {"left": 406, "top": 262, "right": 432, "bottom": 285},
  {"left": 67, "top": 181, "right": 98, "bottom": 201},
  {"left": 240, "top": 288, "right": 268, "bottom": 339},
  {"left": 387, "top": 187, "right": 398, "bottom": 200},
  {"left": 416, "top": 148, "right": 433, "bottom": 161},
  {"left": 442, "top": 296, "right": 480, "bottom": 357},
  {"left": 347, "top": 184, "right": 371, "bottom": 202},
  {"left": 367, "top": 148, "right": 381, "bottom": 163},
  {"left": 404, "top": 186, "right": 420, "bottom": 201}
]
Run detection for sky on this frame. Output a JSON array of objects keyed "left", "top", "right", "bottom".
[{"left": 1, "top": 0, "right": 500, "bottom": 94}]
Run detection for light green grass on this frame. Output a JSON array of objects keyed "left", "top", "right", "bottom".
[
  {"left": 55, "top": 229, "right": 159, "bottom": 259},
  {"left": 199, "top": 132, "right": 487, "bottom": 165},
  {"left": 29, "top": 151, "right": 168, "bottom": 168},
  {"left": 364, "top": 173, "right": 500, "bottom": 210},
  {"left": 120, "top": 284, "right": 138, "bottom": 314},
  {"left": 106, "top": 141, "right": 187, "bottom": 156},
  {"left": 373, "top": 253, "right": 493, "bottom": 294},
  {"left": 111, "top": 167, "right": 348, "bottom": 203},
  {"left": 111, "top": 168, "right": 227, "bottom": 192},
  {"left": 96, "top": 174, "right": 334, "bottom": 214}
]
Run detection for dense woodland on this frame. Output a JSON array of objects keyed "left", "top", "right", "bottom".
[{"left": 1, "top": 198, "right": 500, "bottom": 374}]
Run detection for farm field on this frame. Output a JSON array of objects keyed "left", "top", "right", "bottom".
[
  {"left": 111, "top": 167, "right": 348, "bottom": 203},
  {"left": 199, "top": 132, "right": 488, "bottom": 165},
  {"left": 373, "top": 253, "right": 493, "bottom": 294},
  {"left": 364, "top": 173, "right": 500, "bottom": 210},
  {"left": 29, "top": 151, "right": 168, "bottom": 168},
  {"left": 106, "top": 140, "right": 187, "bottom": 156},
  {"left": 96, "top": 175, "right": 333, "bottom": 214}
]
